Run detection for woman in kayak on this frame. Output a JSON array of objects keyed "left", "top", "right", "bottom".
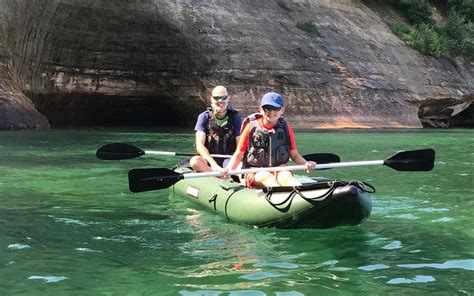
[
  {"left": 190, "top": 85, "right": 243, "bottom": 172},
  {"left": 224, "top": 92, "right": 316, "bottom": 188}
]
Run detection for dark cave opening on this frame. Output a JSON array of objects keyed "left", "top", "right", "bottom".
[{"left": 31, "top": 94, "right": 206, "bottom": 127}]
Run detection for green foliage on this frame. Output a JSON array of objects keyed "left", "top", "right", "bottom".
[
  {"left": 447, "top": 0, "right": 474, "bottom": 20},
  {"left": 443, "top": 12, "right": 474, "bottom": 58},
  {"left": 387, "top": 0, "right": 473, "bottom": 61},
  {"left": 296, "top": 20, "right": 318, "bottom": 33},
  {"left": 387, "top": 21, "right": 412, "bottom": 37},
  {"left": 391, "top": 0, "right": 433, "bottom": 25},
  {"left": 408, "top": 24, "right": 451, "bottom": 57}
]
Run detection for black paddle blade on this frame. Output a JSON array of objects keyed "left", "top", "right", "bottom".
[
  {"left": 128, "top": 168, "right": 183, "bottom": 193},
  {"left": 96, "top": 143, "right": 144, "bottom": 160},
  {"left": 303, "top": 153, "right": 341, "bottom": 164},
  {"left": 384, "top": 148, "right": 435, "bottom": 171}
]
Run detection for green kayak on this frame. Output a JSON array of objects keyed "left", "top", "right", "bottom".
[
  {"left": 100, "top": 144, "right": 434, "bottom": 228},
  {"left": 169, "top": 167, "right": 373, "bottom": 229}
]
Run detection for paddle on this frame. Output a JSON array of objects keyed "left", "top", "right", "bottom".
[
  {"left": 128, "top": 148, "right": 435, "bottom": 193},
  {"left": 304, "top": 153, "right": 340, "bottom": 164},
  {"left": 96, "top": 143, "right": 230, "bottom": 160},
  {"left": 96, "top": 142, "right": 340, "bottom": 164}
]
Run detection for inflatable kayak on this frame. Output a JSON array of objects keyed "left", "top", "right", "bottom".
[
  {"left": 97, "top": 144, "right": 434, "bottom": 228},
  {"left": 168, "top": 167, "right": 373, "bottom": 229}
]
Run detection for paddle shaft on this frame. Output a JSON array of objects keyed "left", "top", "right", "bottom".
[
  {"left": 175, "top": 160, "right": 385, "bottom": 180},
  {"left": 144, "top": 150, "right": 231, "bottom": 159},
  {"left": 145, "top": 151, "right": 340, "bottom": 161},
  {"left": 97, "top": 142, "right": 340, "bottom": 163},
  {"left": 128, "top": 148, "right": 434, "bottom": 192}
]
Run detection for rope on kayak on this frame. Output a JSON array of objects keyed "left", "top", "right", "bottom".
[
  {"left": 264, "top": 180, "right": 375, "bottom": 207},
  {"left": 349, "top": 180, "right": 376, "bottom": 193},
  {"left": 222, "top": 186, "right": 247, "bottom": 221},
  {"left": 265, "top": 181, "right": 339, "bottom": 207}
]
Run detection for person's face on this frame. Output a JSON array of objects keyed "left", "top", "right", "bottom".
[
  {"left": 260, "top": 105, "right": 284, "bottom": 125},
  {"left": 211, "top": 94, "right": 229, "bottom": 113}
]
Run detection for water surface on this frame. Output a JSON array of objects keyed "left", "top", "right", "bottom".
[{"left": 1, "top": 128, "right": 472, "bottom": 295}]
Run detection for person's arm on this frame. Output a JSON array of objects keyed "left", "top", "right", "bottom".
[
  {"left": 289, "top": 149, "right": 307, "bottom": 165},
  {"left": 225, "top": 124, "right": 249, "bottom": 170},
  {"left": 287, "top": 124, "right": 316, "bottom": 171},
  {"left": 227, "top": 150, "right": 244, "bottom": 170},
  {"left": 195, "top": 131, "right": 221, "bottom": 170},
  {"left": 233, "top": 114, "right": 242, "bottom": 154},
  {"left": 194, "top": 112, "right": 222, "bottom": 170}
]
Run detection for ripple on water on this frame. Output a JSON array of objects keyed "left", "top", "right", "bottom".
[
  {"left": 275, "top": 292, "right": 304, "bottom": 296},
  {"left": 418, "top": 207, "right": 449, "bottom": 213},
  {"left": 431, "top": 217, "right": 454, "bottom": 222},
  {"left": 92, "top": 235, "right": 143, "bottom": 243},
  {"left": 7, "top": 243, "right": 31, "bottom": 250},
  {"left": 28, "top": 275, "right": 68, "bottom": 283},
  {"left": 322, "top": 259, "right": 339, "bottom": 266},
  {"left": 239, "top": 271, "right": 283, "bottom": 281},
  {"left": 359, "top": 264, "right": 391, "bottom": 271},
  {"left": 357, "top": 259, "right": 474, "bottom": 275},
  {"left": 50, "top": 216, "right": 95, "bottom": 226},
  {"left": 329, "top": 267, "right": 352, "bottom": 271},
  {"left": 253, "top": 262, "right": 299, "bottom": 269},
  {"left": 180, "top": 290, "right": 270, "bottom": 296},
  {"left": 75, "top": 247, "right": 103, "bottom": 253},
  {"left": 386, "top": 214, "right": 419, "bottom": 220},
  {"left": 387, "top": 275, "right": 436, "bottom": 284},
  {"left": 382, "top": 240, "right": 402, "bottom": 250},
  {"left": 398, "top": 259, "right": 474, "bottom": 271}
]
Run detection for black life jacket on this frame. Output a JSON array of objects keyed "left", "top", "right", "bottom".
[
  {"left": 205, "top": 108, "right": 239, "bottom": 155},
  {"left": 242, "top": 113, "right": 291, "bottom": 167}
]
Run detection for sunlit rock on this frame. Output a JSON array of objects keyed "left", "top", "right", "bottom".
[{"left": 0, "top": 0, "right": 472, "bottom": 129}]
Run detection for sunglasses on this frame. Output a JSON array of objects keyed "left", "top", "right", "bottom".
[
  {"left": 262, "top": 105, "right": 282, "bottom": 112},
  {"left": 212, "top": 95, "right": 228, "bottom": 101}
]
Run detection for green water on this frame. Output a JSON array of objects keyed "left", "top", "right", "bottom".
[{"left": 1, "top": 128, "right": 473, "bottom": 295}]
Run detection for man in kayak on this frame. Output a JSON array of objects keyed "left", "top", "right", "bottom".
[
  {"left": 224, "top": 92, "right": 316, "bottom": 187},
  {"left": 190, "top": 85, "right": 243, "bottom": 172}
]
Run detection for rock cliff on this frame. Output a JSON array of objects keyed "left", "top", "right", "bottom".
[
  {"left": 0, "top": 0, "right": 472, "bottom": 129},
  {"left": 0, "top": 54, "right": 49, "bottom": 129},
  {"left": 418, "top": 95, "right": 473, "bottom": 128}
]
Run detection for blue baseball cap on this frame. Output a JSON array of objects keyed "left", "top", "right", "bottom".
[{"left": 260, "top": 92, "right": 284, "bottom": 108}]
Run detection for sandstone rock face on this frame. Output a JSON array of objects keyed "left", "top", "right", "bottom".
[
  {"left": 0, "top": 0, "right": 472, "bottom": 129},
  {"left": 0, "top": 60, "right": 49, "bottom": 129},
  {"left": 418, "top": 95, "right": 473, "bottom": 128}
]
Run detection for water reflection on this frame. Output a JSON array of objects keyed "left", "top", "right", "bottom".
[
  {"left": 398, "top": 259, "right": 474, "bottom": 271},
  {"left": 173, "top": 209, "right": 382, "bottom": 294},
  {"left": 387, "top": 275, "right": 436, "bottom": 284},
  {"left": 1, "top": 128, "right": 473, "bottom": 295},
  {"left": 28, "top": 275, "right": 68, "bottom": 283}
]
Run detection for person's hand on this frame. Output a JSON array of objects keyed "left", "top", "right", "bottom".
[
  {"left": 305, "top": 161, "right": 316, "bottom": 173},
  {"left": 211, "top": 164, "right": 228, "bottom": 179},
  {"left": 218, "top": 167, "right": 230, "bottom": 179}
]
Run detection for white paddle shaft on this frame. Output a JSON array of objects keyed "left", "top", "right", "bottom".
[
  {"left": 144, "top": 150, "right": 231, "bottom": 158},
  {"left": 180, "top": 160, "right": 385, "bottom": 179}
]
